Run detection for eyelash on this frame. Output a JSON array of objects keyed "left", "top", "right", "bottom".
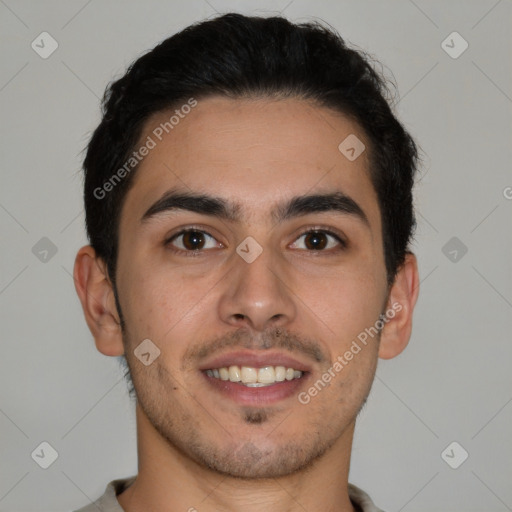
[{"left": 164, "top": 225, "right": 348, "bottom": 257}]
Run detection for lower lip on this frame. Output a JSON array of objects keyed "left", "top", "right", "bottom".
[{"left": 201, "top": 372, "right": 310, "bottom": 405}]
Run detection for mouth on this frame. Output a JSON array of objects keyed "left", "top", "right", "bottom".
[
  {"left": 205, "top": 365, "right": 303, "bottom": 387},
  {"left": 199, "top": 351, "right": 312, "bottom": 405}
]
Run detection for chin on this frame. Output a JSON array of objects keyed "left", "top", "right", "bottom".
[{"left": 187, "top": 434, "right": 335, "bottom": 480}]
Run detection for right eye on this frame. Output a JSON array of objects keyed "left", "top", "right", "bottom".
[{"left": 166, "top": 228, "right": 223, "bottom": 254}]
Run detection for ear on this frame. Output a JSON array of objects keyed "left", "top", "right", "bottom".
[
  {"left": 73, "top": 245, "right": 125, "bottom": 356},
  {"left": 378, "top": 252, "right": 420, "bottom": 359}
]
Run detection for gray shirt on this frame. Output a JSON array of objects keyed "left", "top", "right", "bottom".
[{"left": 73, "top": 476, "right": 386, "bottom": 511}]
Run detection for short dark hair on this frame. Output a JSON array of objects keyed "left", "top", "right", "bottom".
[{"left": 83, "top": 12, "right": 419, "bottom": 296}]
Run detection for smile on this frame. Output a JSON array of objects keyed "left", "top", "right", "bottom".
[{"left": 205, "top": 365, "right": 304, "bottom": 387}]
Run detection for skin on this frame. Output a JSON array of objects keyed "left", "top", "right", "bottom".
[{"left": 74, "top": 96, "right": 419, "bottom": 512}]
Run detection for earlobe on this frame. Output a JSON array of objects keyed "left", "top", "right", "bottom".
[
  {"left": 73, "top": 245, "right": 125, "bottom": 357},
  {"left": 378, "top": 252, "right": 420, "bottom": 360}
]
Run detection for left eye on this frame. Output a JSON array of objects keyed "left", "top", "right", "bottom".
[{"left": 291, "top": 230, "right": 345, "bottom": 251}]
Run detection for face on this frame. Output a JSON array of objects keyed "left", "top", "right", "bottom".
[{"left": 113, "top": 96, "right": 389, "bottom": 478}]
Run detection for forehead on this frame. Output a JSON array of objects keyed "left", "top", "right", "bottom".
[{"left": 120, "top": 96, "right": 380, "bottom": 230}]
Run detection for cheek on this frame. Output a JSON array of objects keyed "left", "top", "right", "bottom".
[
  {"left": 299, "top": 269, "right": 385, "bottom": 357},
  {"left": 119, "top": 261, "right": 219, "bottom": 344}
]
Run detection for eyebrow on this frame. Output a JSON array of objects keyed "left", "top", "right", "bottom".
[{"left": 140, "top": 187, "right": 370, "bottom": 227}]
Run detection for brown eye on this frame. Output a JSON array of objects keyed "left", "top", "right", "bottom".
[
  {"left": 304, "top": 231, "right": 328, "bottom": 250},
  {"left": 181, "top": 231, "right": 206, "bottom": 250},
  {"left": 291, "top": 229, "right": 346, "bottom": 251},
  {"left": 168, "top": 229, "right": 219, "bottom": 252}
]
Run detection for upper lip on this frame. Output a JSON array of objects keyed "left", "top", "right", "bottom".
[{"left": 198, "top": 350, "right": 313, "bottom": 373}]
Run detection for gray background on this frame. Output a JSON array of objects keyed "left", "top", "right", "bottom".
[{"left": 1, "top": 0, "right": 511, "bottom": 510}]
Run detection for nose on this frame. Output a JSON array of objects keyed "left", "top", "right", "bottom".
[{"left": 217, "top": 244, "right": 297, "bottom": 333}]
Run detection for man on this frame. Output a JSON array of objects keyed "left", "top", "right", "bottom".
[{"left": 73, "top": 12, "right": 419, "bottom": 512}]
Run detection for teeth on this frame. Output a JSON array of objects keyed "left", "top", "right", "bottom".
[
  {"left": 206, "top": 365, "right": 303, "bottom": 386},
  {"left": 241, "top": 366, "right": 257, "bottom": 383},
  {"left": 228, "top": 365, "right": 241, "bottom": 382},
  {"left": 258, "top": 366, "right": 275, "bottom": 384},
  {"left": 275, "top": 366, "right": 286, "bottom": 382}
]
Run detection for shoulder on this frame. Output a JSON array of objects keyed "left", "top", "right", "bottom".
[
  {"left": 72, "top": 476, "right": 137, "bottom": 512},
  {"left": 348, "top": 483, "right": 387, "bottom": 512}
]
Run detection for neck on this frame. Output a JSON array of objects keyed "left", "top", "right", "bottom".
[{"left": 118, "top": 403, "right": 357, "bottom": 512}]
